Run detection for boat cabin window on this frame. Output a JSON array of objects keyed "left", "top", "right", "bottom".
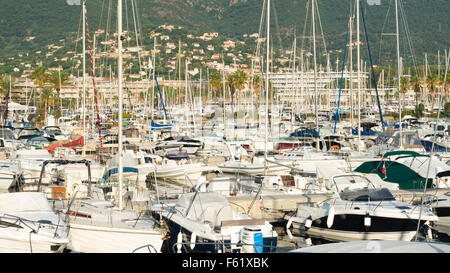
[
  {"left": 144, "top": 157, "right": 153, "bottom": 163},
  {"left": 404, "top": 134, "right": 422, "bottom": 146},
  {"left": 340, "top": 188, "right": 396, "bottom": 202}
]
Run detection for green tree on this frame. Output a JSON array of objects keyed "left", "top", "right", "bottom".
[
  {"left": 414, "top": 103, "right": 425, "bottom": 118},
  {"left": 36, "top": 87, "right": 54, "bottom": 125},
  {"left": 227, "top": 69, "right": 248, "bottom": 107},
  {"left": 410, "top": 75, "right": 422, "bottom": 106},
  {"left": 444, "top": 102, "right": 450, "bottom": 119},
  {"left": 400, "top": 76, "right": 409, "bottom": 94},
  {"left": 208, "top": 72, "right": 221, "bottom": 98},
  {"left": 0, "top": 76, "right": 13, "bottom": 102},
  {"left": 427, "top": 74, "right": 439, "bottom": 111},
  {"left": 31, "top": 66, "right": 48, "bottom": 110},
  {"left": 48, "top": 69, "right": 69, "bottom": 119}
]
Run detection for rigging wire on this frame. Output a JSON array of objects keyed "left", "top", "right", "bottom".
[{"left": 84, "top": 9, "right": 104, "bottom": 162}]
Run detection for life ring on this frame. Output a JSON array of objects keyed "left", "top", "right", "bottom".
[
  {"left": 330, "top": 145, "right": 340, "bottom": 150},
  {"left": 72, "top": 183, "right": 80, "bottom": 192}
]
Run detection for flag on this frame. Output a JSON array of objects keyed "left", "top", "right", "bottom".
[
  {"left": 259, "top": 195, "right": 263, "bottom": 207},
  {"left": 381, "top": 162, "right": 386, "bottom": 178}
]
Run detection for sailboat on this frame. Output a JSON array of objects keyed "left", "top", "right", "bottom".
[{"left": 63, "top": 0, "right": 164, "bottom": 253}]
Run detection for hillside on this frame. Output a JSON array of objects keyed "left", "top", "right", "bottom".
[{"left": 0, "top": 0, "right": 448, "bottom": 75}]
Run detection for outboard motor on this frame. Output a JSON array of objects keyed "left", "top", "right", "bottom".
[{"left": 241, "top": 226, "right": 263, "bottom": 253}]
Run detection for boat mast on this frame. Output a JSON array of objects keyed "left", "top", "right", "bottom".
[
  {"left": 264, "top": 0, "right": 270, "bottom": 175},
  {"left": 117, "top": 0, "right": 124, "bottom": 210},
  {"left": 349, "top": 4, "right": 354, "bottom": 131},
  {"left": 291, "top": 36, "right": 297, "bottom": 130},
  {"left": 151, "top": 37, "right": 156, "bottom": 123},
  {"left": 396, "top": 0, "right": 403, "bottom": 148},
  {"left": 312, "top": 0, "right": 320, "bottom": 151},
  {"left": 82, "top": 0, "right": 87, "bottom": 159},
  {"left": 357, "top": 0, "right": 361, "bottom": 152}
]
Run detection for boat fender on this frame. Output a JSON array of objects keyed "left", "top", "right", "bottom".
[
  {"left": 305, "top": 217, "right": 312, "bottom": 229},
  {"left": 427, "top": 226, "right": 433, "bottom": 240},
  {"left": 330, "top": 145, "right": 340, "bottom": 150},
  {"left": 177, "top": 232, "right": 183, "bottom": 253},
  {"left": 364, "top": 213, "right": 371, "bottom": 228},
  {"left": 286, "top": 218, "right": 293, "bottom": 229},
  {"left": 190, "top": 232, "right": 197, "bottom": 250},
  {"left": 327, "top": 206, "right": 335, "bottom": 228}
]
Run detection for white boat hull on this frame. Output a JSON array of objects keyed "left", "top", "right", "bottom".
[
  {"left": 68, "top": 223, "right": 164, "bottom": 253},
  {"left": 0, "top": 229, "right": 68, "bottom": 253},
  {"left": 0, "top": 176, "right": 13, "bottom": 192}
]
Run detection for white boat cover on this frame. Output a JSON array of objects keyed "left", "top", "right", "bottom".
[
  {"left": 0, "top": 192, "right": 52, "bottom": 213},
  {"left": 176, "top": 192, "right": 234, "bottom": 226},
  {"left": 396, "top": 156, "right": 450, "bottom": 178},
  {"left": 316, "top": 162, "right": 344, "bottom": 180}
]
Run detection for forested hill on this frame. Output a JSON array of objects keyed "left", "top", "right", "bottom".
[{"left": 0, "top": 0, "right": 448, "bottom": 69}]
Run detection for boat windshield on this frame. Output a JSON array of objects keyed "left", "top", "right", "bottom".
[
  {"left": 0, "top": 129, "right": 15, "bottom": 140},
  {"left": 339, "top": 188, "right": 396, "bottom": 202}
]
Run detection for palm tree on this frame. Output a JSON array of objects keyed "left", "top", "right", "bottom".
[
  {"left": 0, "top": 76, "right": 12, "bottom": 102},
  {"left": 208, "top": 72, "right": 221, "bottom": 98},
  {"left": 48, "top": 69, "right": 69, "bottom": 118},
  {"left": 226, "top": 73, "right": 237, "bottom": 108},
  {"left": 439, "top": 73, "right": 450, "bottom": 101},
  {"left": 233, "top": 69, "right": 248, "bottom": 93},
  {"left": 39, "top": 87, "right": 54, "bottom": 125},
  {"left": 400, "top": 76, "right": 409, "bottom": 94},
  {"left": 227, "top": 70, "right": 248, "bottom": 108},
  {"left": 252, "top": 74, "right": 262, "bottom": 107},
  {"left": 31, "top": 66, "right": 47, "bottom": 90},
  {"left": 426, "top": 74, "right": 439, "bottom": 111},
  {"left": 399, "top": 76, "right": 410, "bottom": 108},
  {"left": 410, "top": 75, "right": 422, "bottom": 106},
  {"left": 31, "top": 66, "right": 48, "bottom": 113},
  {"left": 0, "top": 76, "right": 13, "bottom": 124}
]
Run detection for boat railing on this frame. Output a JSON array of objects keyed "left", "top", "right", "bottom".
[
  {"left": 0, "top": 213, "right": 68, "bottom": 239},
  {"left": 170, "top": 241, "right": 277, "bottom": 254},
  {"left": 132, "top": 244, "right": 159, "bottom": 253},
  {"left": 225, "top": 201, "right": 247, "bottom": 215}
]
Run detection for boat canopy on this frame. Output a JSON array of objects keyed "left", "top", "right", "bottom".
[
  {"left": 176, "top": 192, "right": 234, "bottom": 226},
  {"left": 0, "top": 192, "right": 52, "bottom": 213},
  {"left": 382, "top": 150, "right": 425, "bottom": 158}
]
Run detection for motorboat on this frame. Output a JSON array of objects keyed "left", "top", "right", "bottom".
[
  {"left": 355, "top": 151, "right": 450, "bottom": 190},
  {"left": 42, "top": 126, "right": 68, "bottom": 141},
  {"left": 151, "top": 191, "right": 278, "bottom": 253},
  {"left": 155, "top": 136, "right": 203, "bottom": 155},
  {"left": 153, "top": 159, "right": 212, "bottom": 184},
  {"left": 0, "top": 192, "right": 69, "bottom": 253},
  {"left": 286, "top": 188, "right": 438, "bottom": 242},
  {"left": 64, "top": 198, "right": 164, "bottom": 253}
]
